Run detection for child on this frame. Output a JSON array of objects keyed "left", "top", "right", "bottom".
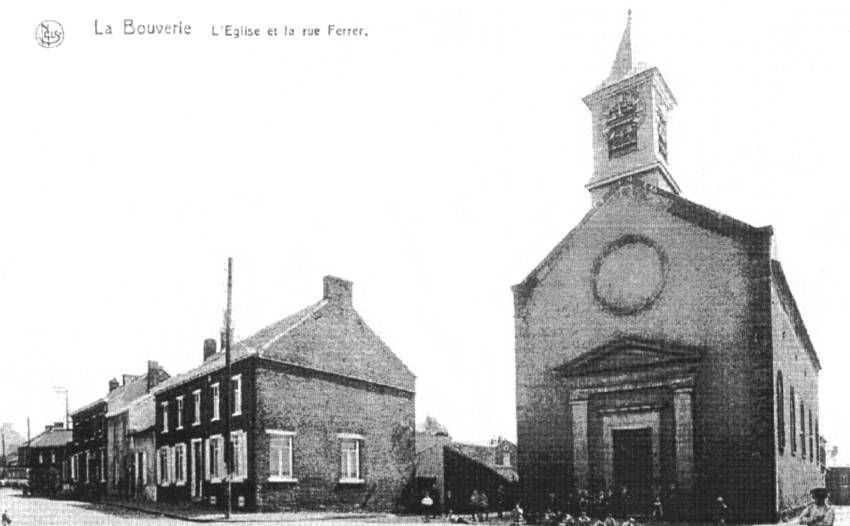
[{"left": 2, "top": 510, "right": 11, "bottom": 525}]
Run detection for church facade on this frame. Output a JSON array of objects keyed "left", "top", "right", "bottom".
[{"left": 513, "top": 17, "right": 822, "bottom": 522}]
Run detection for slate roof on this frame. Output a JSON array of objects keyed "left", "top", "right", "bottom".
[
  {"left": 771, "top": 260, "right": 820, "bottom": 370},
  {"left": 153, "top": 280, "right": 415, "bottom": 395},
  {"left": 27, "top": 429, "right": 72, "bottom": 449},
  {"left": 127, "top": 393, "right": 156, "bottom": 433},
  {"left": 106, "top": 374, "right": 155, "bottom": 418}
]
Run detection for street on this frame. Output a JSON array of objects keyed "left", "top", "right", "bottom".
[{"left": 3, "top": 489, "right": 850, "bottom": 526}]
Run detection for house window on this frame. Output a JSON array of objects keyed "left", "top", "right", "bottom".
[
  {"left": 230, "top": 430, "right": 248, "bottom": 481},
  {"left": 176, "top": 396, "right": 184, "bottom": 430},
  {"left": 790, "top": 387, "right": 796, "bottom": 455},
  {"left": 193, "top": 390, "right": 201, "bottom": 426},
  {"left": 776, "top": 371, "right": 785, "bottom": 453},
  {"left": 207, "top": 435, "right": 224, "bottom": 482},
  {"left": 267, "top": 430, "right": 296, "bottom": 481},
  {"left": 51, "top": 452, "right": 56, "bottom": 464},
  {"left": 71, "top": 454, "right": 78, "bottom": 481},
  {"left": 161, "top": 401, "right": 169, "bottom": 433},
  {"left": 231, "top": 375, "right": 242, "bottom": 416},
  {"left": 338, "top": 433, "right": 363, "bottom": 483},
  {"left": 100, "top": 449, "right": 107, "bottom": 482},
  {"left": 211, "top": 383, "right": 220, "bottom": 421},
  {"left": 158, "top": 448, "right": 169, "bottom": 485},
  {"left": 38, "top": 453, "right": 44, "bottom": 464},
  {"left": 502, "top": 454, "right": 511, "bottom": 467},
  {"left": 174, "top": 443, "right": 187, "bottom": 485}
]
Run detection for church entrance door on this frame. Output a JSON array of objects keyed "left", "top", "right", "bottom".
[{"left": 613, "top": 428, "right": 653, "bottom": 515}]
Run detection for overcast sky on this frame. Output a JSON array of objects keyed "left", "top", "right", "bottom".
[{"left": 1, "top": 1, "right": 849, "bottom": 449}]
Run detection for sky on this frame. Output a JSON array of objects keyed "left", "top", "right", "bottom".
[{"left": 1, "top": 1, "right": 849, "bottom": 450}]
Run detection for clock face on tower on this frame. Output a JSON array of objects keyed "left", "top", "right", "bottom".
[{"left": 591, "top": 234, "right": 667, "bottom": 315}]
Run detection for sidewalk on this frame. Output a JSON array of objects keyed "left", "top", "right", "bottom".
[{"left": 103, "top": 498, "right": 397, "bottom": 523}]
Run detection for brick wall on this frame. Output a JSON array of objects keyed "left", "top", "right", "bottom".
[
  {"left": 772, "top": 285, "right": 822, "bottom": 513},
  {"left": 253, "top": 363, "right": 415, "bottom": 512},
  {"left": 514, "top": 188, "right": 779, "bottom": 520}
]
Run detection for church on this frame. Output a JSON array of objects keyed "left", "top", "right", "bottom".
[{"left": 512, "top": 16, "right": 823, "bottom": 522}]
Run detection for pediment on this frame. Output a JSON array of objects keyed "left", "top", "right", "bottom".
[{"left": 555, "top": 337, "right": 703, "bottom": 378}]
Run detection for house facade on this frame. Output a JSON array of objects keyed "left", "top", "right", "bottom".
[
  {"left": 153, "top": 275, "right": 416, "bottom": 512},
  {"left": 17, "top": 422, "right": 72, "bottom": 496},
  {"left": 69, "top": 398, "right": 107, "bottom": 499},
  {"left": 513, "top": 17, "right": 822, "bottom": 523},
  {"left": 105, "top": 361, "right": 169, "bottom": 499},
  {"left": 126, "top": 394, "right": 158, "bottom": 501}
]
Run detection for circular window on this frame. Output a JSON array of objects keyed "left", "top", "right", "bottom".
[{"left": 592, "top": 235, "right": 667, "bottom": 315}]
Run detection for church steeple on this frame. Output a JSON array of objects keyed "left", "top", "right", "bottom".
[
  {"left": 582, "top": 12, "right": 679, "bottom": 204},
  {"left": 607, "top": 10, "right": 633, "bottom": 84}
]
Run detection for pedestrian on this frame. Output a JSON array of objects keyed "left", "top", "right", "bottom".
[
  {"left": 421, "top": 491, "right": 435, "bottom": 522},
  {"left": 470, "top": 489, "right": 480, "bottom": 523},
  {"left": 620, "top": 518, "right": 636, "bottom": 526},
  {"left": 798, "top": 487, "right": 834, "bottom": 526},
  {"left": 603, "top": 512, "right": 617, "bottom": 526},
  {"left": 496, "top": 484, "right": 506, "bottom": 519},
  {"left": 479, "top": 490, "right": 489, "bottom": 522},
  {"left": 577, "top": 510, "right": 593, "bottom": 526},
  {"left": 651, "top": 493, "right": 663, "bottom": 521},
  {"left": 1, "top": 510, "right": 10, "bottom": 525},
  {"left": 714, "top": 497, "right": 728, "bottom": 526},
  {"left": 511, "top": 502, "right": 524, "bottom": 525}
]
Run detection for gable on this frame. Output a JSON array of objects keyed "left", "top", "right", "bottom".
[
  {"left": 513, "top": 180, "right": 772, "bottom": 312},
  {"left": 554, "top": 337, "right": 703, "bottom": 378},
  {"left": 260, "top": 303, "right": 415, "bottom": 392}
]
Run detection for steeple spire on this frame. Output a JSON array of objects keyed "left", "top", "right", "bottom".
[{"left": 607, "top": 10, "right": 633, "bottom": 84}]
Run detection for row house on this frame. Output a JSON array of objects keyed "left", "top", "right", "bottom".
[
  {"left": 105, "top": 361, "right": 169, "bottom": 499},
  {"left": 17, "top": 422, "right": 72, "bottom": 496},
  {"left": 70, "top": 361, "right": 168, "bottom": 500},
  {"left": 152, "top": 276, "right": 416, "bottom": 512}
]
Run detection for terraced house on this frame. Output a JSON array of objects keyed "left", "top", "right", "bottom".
[{"left": 152, "top": 275, "right": 416, "bottom": 512}]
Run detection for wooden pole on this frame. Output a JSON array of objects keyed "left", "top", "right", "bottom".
[{"left": 223, "top": 257, "right": 233, "bottom": 519}]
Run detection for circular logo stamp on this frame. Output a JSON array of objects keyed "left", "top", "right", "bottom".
[{"left": 36, "top": 20, "right": 64, "bottom": 48}]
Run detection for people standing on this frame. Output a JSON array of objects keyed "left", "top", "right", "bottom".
[
  {"left": 1, "top": 510, "right": 11, "bottom": 525},
  {"left": 421, "top": 491, "right": 435, "bottom": 522},
  {"left": 496, "top": 484, "right": 506, "bottom": 519},
  {"left": 470, "top": 489, "right": 480, "bottom": 523},
  {"left": 714, "top": 496, "right": 728, "bottom": 526},
  {"left": 479, "top": 490, "right": 489, "bottom": 522},
  {"left": 798, "top": 487, "right": 834, "bottom": 526}
]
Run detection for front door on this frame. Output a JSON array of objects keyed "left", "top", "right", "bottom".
[
  {"left": 191, "top": 439, "right": 203, "bottom": 500},
  {"left": 613, "top": 428, "right": 653, "bottom": 514}
]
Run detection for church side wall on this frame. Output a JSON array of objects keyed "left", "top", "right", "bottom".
[
  {"left": 772, "top": 285, "right": 822, "bottom": 515},
  {"left": 514, "top": 192, "right": 775, "bottom": 519}
]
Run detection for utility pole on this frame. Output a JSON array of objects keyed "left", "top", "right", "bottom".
[{"left": 223, "top": 257, "right": 233, "bottom": 519}]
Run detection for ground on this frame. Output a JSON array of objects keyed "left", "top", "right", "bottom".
[{"left": 1, "top": 490, "right": 849, "bottom": 525}]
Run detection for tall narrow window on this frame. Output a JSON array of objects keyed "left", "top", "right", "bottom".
[
  {"left": 790, "top": 387, "right": 797, "bottom": 455},
  {"left": 192, "top": 390, "right": 201, "bottom": 425},
  {"left": 211, "top": 383, "right": 220, "bottom": 421},
  {"left": 231, "top": 375, "right": 242, "bottom": 416},
  {"left": 268, "top": 430, "right": 296, "bottom": 481},
  {"left": 161, "top": 401, "right": 169, "bottom": 433},
  {"left": 776, "top": 371, "right": 785, "bottom": 452},
  {"left": 174, "top": 443, "right": 186, "bottom": 484},
  {"left": 230, "top": 430, "right": 248, "bottom": 480},
  {"left": 809, "top": 410, "right": 814, "bottom": 462},
  {"left": 208, "top": 435, "right": 223, "bottom": 481},
  {"left": 176, "top": 396, "right": 184, "bottom": 430},
  {"left": 800, "top": 400, "right": 806, "bottom": 458},
  {"left": 338, "top": 433, "right": 363, "bottom": 482}
]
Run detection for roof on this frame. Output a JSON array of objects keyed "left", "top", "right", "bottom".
[
  {"left": 105, "top": 374, "right": 155, "bottom": 418},
  {"left": 154, "top": 277, "right": 416, "bottom": 395},
  {"left": 444, "top": 445, "right": 517, "bottom": 484},
  {"left": 127, "top": 393, "right": 156, "bottom": 433},
  {"left": 26, "top": 429, "right": 72, "bottom": 449},
  {"left": 70, "top": 397, "right": 107, "bottom": 418},
  {"left": 771, "top": 260, "right": 821, "bottom": 370},
  {"left": 513, "top": 180, "right": 772, "bottom": 298}
]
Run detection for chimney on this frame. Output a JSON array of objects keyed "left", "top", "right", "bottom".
[
  {"left": 44, "top": 424, "right": 52, "bottom": 432},
  {"left": 108, "top": 378, "right": 119, "bottom": 392},
  {"left": 122, "top": 374, "right": 139, "bottom": 386},
  {"left": 323, "top": 275, "right": 353, "bottom": 305},
  {"left": 147, "top": 360, "right": 164, "bottom": 392},
  {"left": 53, "top": 422, "right": 64, "bottom": 430},
  {"left": 204, "top": 339, "right": 217, "bottom": 362}
]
